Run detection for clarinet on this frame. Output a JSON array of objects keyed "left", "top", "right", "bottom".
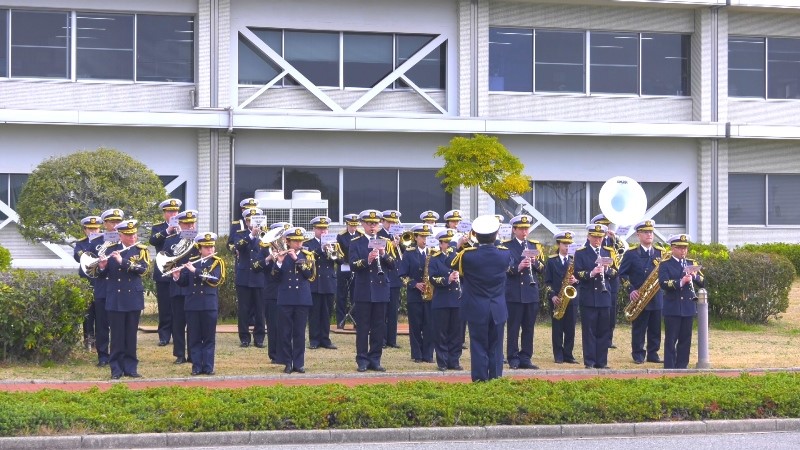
[{"left": 371, "top": 235, "right": 384, "bottom": 275}]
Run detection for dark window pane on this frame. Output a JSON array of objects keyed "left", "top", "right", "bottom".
[
  {"left": 285, "top": 30, "right": 338, "bottom": 87},
  {"left": 0, "top": 10, "right": 7, "bottom": 77},
  {"left": 536, "top": 181, "right": 586, "bottom": 224},
  {"left": 234, "top": 166, "right": 282, "bottom": 220},
  {"left": 158, "top": 176, "right": 186, "bottom": 208},
  {"left": 768, "top": 37, "right": 800, "bottom": 99},
  {"left": 10, "top": 10, "right": 70, "bottom": 78},
  {"left": 535, "top": 30, "right": 584, "bottom": 93},
  {"left": 9, "top": 174, "right": 28, "bottom": 209},
  {"left": 643, "top": 182, "right": 686, "bottom": 225},
  {"left": 343, "top": 33, "right": 392, "bottom": 88},
  {"left": 729, "top": 174, "right": 766, "bottom": 225},
  {"left": 343, "top": 168, "right": 397, "bottom": 215},
  {"left": 399, "top": 170, "right": 451, "bottom": 220},
  {"left": 642, "top": 33, "right": 690, "bottom": 96},
  {"left": 495, "top": 182, "right": 534, "bottom": 221},
  {"left": 729, "top": 36, "right": 765, "bottom": 98},
  {"left": 283, "top": 167, "right": 340, "bottom": 222},
  {"left": 238, "top": 29, "right": 282, "bottom": 85},
  {"left": 397, "top": 34, "right": 445, "bottom": 90},
  {"left": 0, "top": 173, "right": 8, "bottom": 220},
  {"left": 590, "top": 32, "right": 638, "bottom": 94},
  {"left": 77, "top": 13, "right": 134, "bottom": 80},
  {"left": 489, "top": 27, "right": 532, "bottom": 92},
  {"left": 768, "top": 174, "right": 800, "bottom": 225},
  {"left": 137, "top": 15, "right": 194, "bottom": 82}
]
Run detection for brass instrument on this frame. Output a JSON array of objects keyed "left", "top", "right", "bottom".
[
  {"left": 422, "top": 247, "right": 434, "bottom": 301},
  {"left": 399, "top": 231, "right": 415, "bottom": 252},
  {"left": 259, "top": 227, "right": 287, "bottom": 255},
  {"left": 79, "top": 239, "right": 117, "bottom": 278},
  {"left": 624, "top": 249, "right": 671, "bottom": 322},
  {"left": 323, "top": 240, "right": 341, "bottom": 261},
  {"left": 553, "top": 256, "right": 577, "bottom": 320},
  {"left": 156, "top": 237, "right": 196, "bottom": 274}
]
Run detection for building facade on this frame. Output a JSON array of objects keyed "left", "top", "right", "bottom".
[{"left": 1, "top": 0, "right": 800, "bottom": 268}]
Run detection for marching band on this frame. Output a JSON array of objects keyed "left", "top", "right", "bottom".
[{"left": 74, "top": 191, "right": 704, "bottom": 381}]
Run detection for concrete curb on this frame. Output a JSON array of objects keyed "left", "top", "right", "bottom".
[{"left": 2, "top": 419, "right": 800, "bottom": 449}]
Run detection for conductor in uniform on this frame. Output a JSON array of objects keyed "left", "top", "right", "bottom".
[
  {"left": 98, "top": 220, "right": 150, "bottom": 379},
  {"left": 659, "top": 234, "right": 704, "bottom": 369},
  {"left": 544, "top": 230, "right": 579, "bottom": 364},
  {"left": 350, "top": 209, "right": 397, "bottom": 372},
  {"left": 149, "top": 198, "right": 182, "bottom": 347},
  {"left": 574, "top": 223, "right": 618, "bottom": 369},
  {"left": 618, "top": 219, "right": 664, "bottom": 365},
  {"left": 305, "top": 216, "right": 338, "bottom": 350},
  {"left": 451, "top": 215, "right": 510, "bottom": 382}
]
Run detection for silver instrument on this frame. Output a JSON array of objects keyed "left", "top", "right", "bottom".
[
  {"left": 156, "top": 237, "right": 195, "bottom": 274},
  {"left": 683, "top": 260, "right": 701, "bottom": 301},
  {"left": 260, "top": 227, "right": 287, "bottom": 255},
  {"left": 79, "top": 241, "right": 137, "bottom": 278},
  {"left": 162, "top": 252, "right": 216, "bottom": 277},
  {"left": 370, "top": 235, "right": 384, "bottom": 275}
]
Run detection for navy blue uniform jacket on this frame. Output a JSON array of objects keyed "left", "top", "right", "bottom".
[
  {"left": 503, "top": 239, "right": 544, "bottom": 303},
  {"left": 271, "top": 250, "right": 315, "bottom": 306},
  {"left": 349, "top": 235, "right": 396, "bottom": 303},
  {"left": 177, "top": 255, "right": 225, "bottom": 311},
  {"left": 573, "top": 245, "right": 618, "bottom": 307},
  {"left": 452, "top": 244, "right": 510, "bottom": 324},
  {"left": 618, "top": 244, "right": 664, "bottom": 311},
  {"left": 304, "top": 237, "right": 337, "bottom": 294},
  {"left": 429, "top": 248, "right": 460, "bottom": 309},
  {"left": 399, "top": 246, "right": 430, "bottom": 304},
  {"left": 658, "top": 257, "right": 704, "bottom": 317},
  {"left": 100, "top": 243, "right": 150, "bottom": 312}
]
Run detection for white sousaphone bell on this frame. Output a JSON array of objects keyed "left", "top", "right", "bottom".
[{"left": 598, "top": 176, "right": 648, "bottom": 227}]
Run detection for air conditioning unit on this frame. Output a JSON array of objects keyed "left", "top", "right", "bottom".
[{"left": 255, "top": 189, "right": 328, "bottom": 230}]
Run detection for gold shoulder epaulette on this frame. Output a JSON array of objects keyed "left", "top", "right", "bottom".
[
  {"left": 231, "top": 220, "right": 239, "bottom": 224},
  {"left": 136, "top": 243, "right": 148, "bottom": 249},
  {"left": 155, "top": 221, "right": 166, "bottom": 226},
  {"left": 380, "top": 236, "right": 391, "bottom": 241},
  {"left": 339, "top": 230, "right": 347, "bottom": 235},
  {"left": 497, "top": 245, "right": 509, "bottom": 250},
  {"left": 548, "top": 254, "right": 559, "bottom": 259},
  {"left": 405, "top": 246, "right": 417, "bottom": 251},
  {"left": 77, "top": 236, "right": 88, "bottom": 242},
  {"left": 500, "top": 239, "right": 512, "bottom": 244},
  {"left": 188, "top": 255, "right": 201, "bottom": 261},
  {"left": 575, "top": 246, "right": 587, "bottom": 252},
  {"left": 527, "top": 239, "right": 541, "bottom": 244},
  {"left": 303, "top": 238, "right": 313, "bottom": 244},
  {"left": 654, "top": 244, "right": 666, "bottom": 251},
  {"left": 302, "top": 249, "right": 315, "bottom": 258},
  {"left": 430, "top": 249, "right": 442, "bottom": 257},
  {"left": 603, "top": 245, "right": 615, "bottom": 251},
  {"left": 351, "top": 235, "right": 363, "bottom": 241}
]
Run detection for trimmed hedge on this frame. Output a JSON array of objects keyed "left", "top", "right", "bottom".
[
  {"left": 739, "top": 243, "right": 800, "bottom": 277},
  {"left": 0, "top": 270, "right": 92, "bottom": 361},
  {"left": 0, "top": 245, "right": 10, "bottom": 272},
  {"left": 0, "top": 373, "right": 799, "bottom": 435}
]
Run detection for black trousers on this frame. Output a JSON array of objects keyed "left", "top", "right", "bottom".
[
  {"left": 353, "top": 302, "right": 386, "bottom": 368},
  {"left": 335, "top": 271, "right": 354, "bottom": 326},
  {"left": 631, "top": 308, "right": 662, "bottom": 363},
  {"left": 506, "top": 302, "right": 540, "bottom": 366},
  {"left": 83, "top": 294, "right": 96, "bottom": 340},
  {"left": 236, "top": 286, "right": 265, "bottom": 344},
  {"left": 580, "top": 305, "right": 610, "bottom": 368},
  {"left": 266, "top": 298, "right": 279, "bottom": 362},
  {"left": 171, "top": 295, "right": 187, "bottom": 359},
  {"left": 309, "top": 293, "right": 334, "bottom": 347},
  {"left": 550, "top": 301, "right": 577, "bottom": 363},
  {"left": 407, "top": 301, "right": 434, "bottom": 361},
  {"left": 94, "top": 296, "right": 109, "bottom": 364},
  {"left": 187, "top": 309, "right": 218, "bottom": 374},
  {"left": 155, "top": 281, "right": 172, "bottom": 343},
  {"left": 278, "top": 305, "right": 310, "bottom": 370},
  {"left": 384, "top": 286, "right": 401, "bottom": 346},
  {"left": 664, "top": 315, "right": 693, "bottom": 369},
  {"left": 108, "top": 310, "right": 140, "bottom": 377},
  {"left": 433, "top": 307, "right": 463, "bottom": 369},
  {"left": 609, "top": 285, "right": 619, "bottom": 343}
]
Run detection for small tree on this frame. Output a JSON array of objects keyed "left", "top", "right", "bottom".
[
  {"left": 15, "top": 148, "right": 167, "bottom": 245},
  {"left": 435, "top": 134, "right": 531, "bottom": 200}
]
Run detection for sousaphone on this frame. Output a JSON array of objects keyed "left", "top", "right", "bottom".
[{"left": 598, "top": 176, "right": 647, "bottom": 227}]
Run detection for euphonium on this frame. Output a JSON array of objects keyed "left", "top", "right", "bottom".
[
  {"left": 552, "top": 256, "right": 577, "bottom": 320},
  {"left": 422, "top": 247, "right": 434, "bottom": 301},
  {"left": 324, "top": 242, "right": 341, "bottom": 261},
  {"left": 399, "top": 231, "right": 415, "bottom": 251},
  {"left": 624, "top": 249, "right": 671, "bottom": 322},
  {"left": 79, "top": 239, "right": 117, "bottom": 278},
  {"left": 156, "top": 237, "right": 196, "bottom": 274}
]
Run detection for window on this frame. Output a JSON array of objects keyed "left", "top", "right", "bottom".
[
  {"left": 535, "top": 181, "right": 586, "bottom": 224},
  {"left": 137, "top": 15, "right": 194, "bottom": 83},
  {"left": 0, "top": 173, "right": 29, "bottom": 221},
  {"left": 239, "top": 29, "right": 444, "bottom": 90},
  {"left": 768, "top": 38, "right": 800, "bottom": 100},
  {"left": 11, "top": 10, "right": 70, "bottom": 78},
  {"left": 768, "top": 175, "right": 800, "bottom": 225},
  {"left": 642, "top": 33, "right": 690, "bottom": 96},
  {"left": 344, "top": 168, "right": 398, "bottom": 216},
  {"left": 489, "top": 27, "right": 533, "bottom": 92},
  {"left": 590, "top": 32, "right": 639, "bottom": 94},
  {"left": 535, "top": 30, "right": 584, "bottom": 93},
  {"left": 399, "top": 170, "right": 451, "bottom": 218},
  {"left": 728, "top": 174, "right": 766, "bottom": 225},
  {"left": 0, "top": 10, "right": 7, "bottom": 77},
  {"left": 589, "top": 181, "right": 686, "bottom": 226},
  {"left": 489, "top": 28, "right": 690, "bottom": 96},
  {"left": 158, "top": 176, "right": 187, "bottom": 209},
  {"left": 77, "top": 13, "right": 134, "bottom": 80}
]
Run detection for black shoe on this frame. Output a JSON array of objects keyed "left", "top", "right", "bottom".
[
  {"left": 111, "top": 374, "right": 121, "bottom": 380},
  {"left": 598, "top": 366, "right": 611, "bottom": 370},
  {"left": 158, "top": 340, "right": 168, "bottom": 347},
  {"left": 269, "top": 359, "right": 281, "bottom": 365},
  {"left": 554, "top": 360, "right": 564, "bottom": 364},
  {"left": 422, "top": 359, "right": 434, "bottom": 363},
  {"left": 382, "top": 344, "right": 388, "bottom": 349},
  {"left": 191, "top": 370, "right": 201, "bottom": 376},
  {"left": 519, "top": 362, "right": 539, "bottom": 370},
  {"left": 634, "top": 360, "right": 644, "bottom": 365},
  {"left": 240, "top": 342, "right": 250, "bottom": 348},
  {"left": 461, "top": 344, "right": 467, "bottom": 349},
  {"left": 449, "top": 365, "right": 464, "bottom": 371},
  {"left": 585, "top": 365, "right": 594, "bottom": 369},
  {"left": 174, "top": 357, "right": 187, "bottom": 364},
  {"left": 437, "top": 366, "right": 447, "bottom": 372},
  {"left": 96, "top": 361, "right": 109, "bottom": 368},
  {"left": 509, "top": 363, "right": 519, "bottom": 370},
  {"left": 388, "top": 344, "right": 401, "bottom": 349},
  {"left": 609, "top": 344, "right": 617, "bottom": 349},
  {"left": 293, "top": 367, "right": 306, "bottom": 374},
  {"left": 413, "top": 358, "right": 423, "bottom": 363},
  {"left": 205, "top": 371, "right": 215, "bottom": 376},
  {"left": 357, "top": 364, "right": 367, "bottom": 372},
  {"left": 283, "top": 365, "right": 293, "bottom": 374},
  {"left": 647, "top": 358, "right": 664, "bottom": 364},
  {"left": 126, "top": 373, "right": 142, "bottom": 378},
  {"left": 308, "top": 345, "right": 319, "bottom": 349},
  {"left": 321, "top": 344, "right": 338, "bottom": 349},
  {"left": 369, "top": 365, "right": 386, "bottom": 372},
  {"left": 254, "top": 343, "right": 265, "bottom": 348},
  {"left": 564, "top": 358, "right": 579, "bottom": 364}
]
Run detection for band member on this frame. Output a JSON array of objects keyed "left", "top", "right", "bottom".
[
  {"left": 420, "top": 210, "right": 439, "bottom": 225},
  {"left": 272, "top": 227, "right": 316, "bottom": 374},
  {"left": 399, "top": 224, "right": 435, "bottom": 363},
  {"left": 451, "top": 215, "right": 510, "bottom": 382},
  {"left": 429, "top": 228, "right": 463, "bottom": 371},
  {"left": 228, "top": 198, "right": 258, "bottom": 252},
  {"left": 233, "top": 207, "right": 267, "bottom": 348},
  {"left": 74, "top": 215, "right": 102, "bottom": 349},
  {"left": 659, "top": 234, "right": 704, "bottom": 369},
  {"left": 503, "top": 215, "right": 545, "bottom": 370},
  {"left": 378, "top": 209, "right": 403, "bottom": 349},
  {"left": 252, "top": 221, "right": 291, "bottom": 364},
  {"left": 97, "top": 220, "right": 149, "bottom": 379},
  {"left": 443, "top": 210, "right": 463, "bottom": 229},
  {"left": 590, "top": 214, "right": 626, "bottom": 348},
  {"left": 90, "top": 208, "right": 124, "bottom": 367},
  {"left": 335, "top": 214, "right": 361, "bottom": 328},
  {"left": 544, "top": 231, "right": 579, "bottom": 364},
  {"left": 575, "top": 223, "right": 618, "bottom": 369},
  {"left": 618, "top": 219, "right": 664, "bottom": 365},
  {"left": 149, "top": 198, "right": 182, "bottom": 347},
  {"left": 164, "top": 209, "right": 200, "bottom": 364},
  {"left": 305, "top": 216, "right": 338, "bottom": 350},
  {"left": 350, "top": 209, "right": 396, "bottom": 372},
  {"left": 175, "top": 232, "right": 225, "bottom": 376}
]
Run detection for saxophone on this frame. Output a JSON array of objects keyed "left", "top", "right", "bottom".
[
  {"left": 552, "top": 256, "right": 577, "bottom": 320},
  {"left": 422, "top": 248, "right": 434, "bottom": 301},
  {"left": 623, "top": 249, "right": 672, "bottom": 322}
]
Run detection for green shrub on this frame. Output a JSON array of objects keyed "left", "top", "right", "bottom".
[
  {"left": 0, "top": 245, "right": 10, "bottom": 271},
  {"left": 739, "top": 242, "right": 800, "bottom": 276},
  {"left": 215, "top": 235, "right": 239, "bottom": 320},
  {"left": 703, "top": 251, "right": 795, "bottom": 324},
  {"left": 0, "top": 270, "right": 92, "bottom": 361}
]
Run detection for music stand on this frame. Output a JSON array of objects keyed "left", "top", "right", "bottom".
[{"left": 337, "top": 273, "right": 357, "bottom": 329}]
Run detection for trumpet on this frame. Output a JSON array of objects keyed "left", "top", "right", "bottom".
[
  {"left": 324, "top": 242, "right": 340, "bottom": 261},
  {"left": 399, "top": 231, "right": 415, "bottom": 251},
  {"left": 162, "top": 252, "right": 216, "bottom": 277}
]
